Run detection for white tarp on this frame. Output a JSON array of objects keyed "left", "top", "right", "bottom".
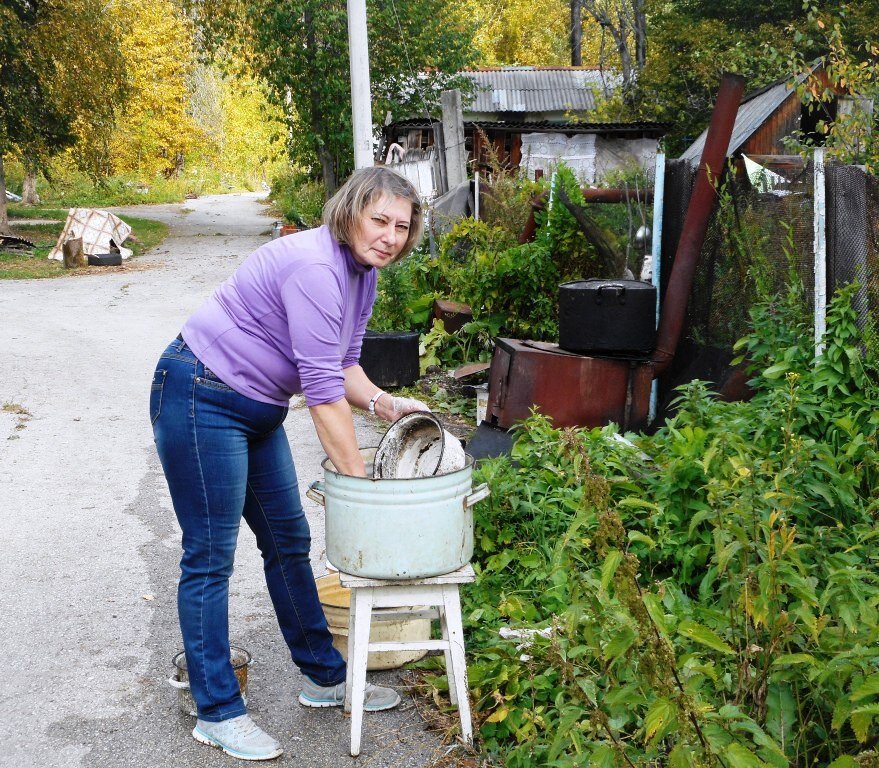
[
  {"left": 48, "top": 208, "right": 133, "bottom": 261},
  {"left": 742, "top": 154, "right": 787, "bottom": 193}
]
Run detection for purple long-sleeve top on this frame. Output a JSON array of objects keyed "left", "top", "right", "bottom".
[{"left": 180, "top": 225, "right": 376, "bottom": 407}]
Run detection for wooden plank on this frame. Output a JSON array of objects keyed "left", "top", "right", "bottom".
[
  {"left": 368, "top": 639, "right": 449, "bottom": 652},
  {"left": 814, "top": 148, "right": 827, "bottom": 356}
]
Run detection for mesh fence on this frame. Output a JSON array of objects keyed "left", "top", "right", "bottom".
[
  {"left": 662, "top": 158, "right": 816, "bottom": 351},
  {"left": 827, "top": 164, "right": 879, "bottom": 338},
  {"left": 657, "top": 156, "right": 878, "bottom": 412}
]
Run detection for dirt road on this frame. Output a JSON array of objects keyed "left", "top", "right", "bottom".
[{"left": 0, "top": 193, "right": 446, "bottom": 767}]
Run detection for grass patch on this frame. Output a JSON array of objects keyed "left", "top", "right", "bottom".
[
  {"left": 0, "top": 214, "right": 169, "bottom": 279},
  {"left": 7, "top": 206, "right": 69, "bottom": 220}
]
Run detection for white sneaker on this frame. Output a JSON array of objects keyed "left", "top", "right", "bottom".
[
  {"left": 298, "top": 677, "right": 401, "bottom": 711},
  {"left": 192, "top": 714, "right": 283, "bottom": 761}
]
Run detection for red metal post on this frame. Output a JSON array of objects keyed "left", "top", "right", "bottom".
[{"left": 651, "top": 73, "right": 746, "bottom": 374}]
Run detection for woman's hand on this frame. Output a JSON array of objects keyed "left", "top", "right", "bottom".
[
  {"left": 343, "top": 365, "right": 431, "bottom": 423},
  {"left": 374, "top": 394, "right": 430, "bottom": 422}
]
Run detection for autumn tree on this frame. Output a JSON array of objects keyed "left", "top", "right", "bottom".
[
  {"left": 191, "top": 0, "right": 476, "bottom": 193},
  {"left": 189, "top": 63, "right": 286, "bottom": 188},
  {"left": 109, "top": 0, "right": 204, "bottom": 179},
  {"left": 15, "top": 0, "right": 126, "bottom": 203},
  {"left": 0, "top": 0, "right": 73, "bottom": 230},
  {"left": 773, "top": 3, "right": 879, "bottom": 171},
  {"left": 576, "top": 0, "right": 647, "bottom": 101},
  {"left": 458, "top": 0, "right": 570, "bottom": 65}
]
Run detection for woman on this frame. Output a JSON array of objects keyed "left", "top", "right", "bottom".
[{"left": 150, "top": 167, "right": 428, "bottom": 761}]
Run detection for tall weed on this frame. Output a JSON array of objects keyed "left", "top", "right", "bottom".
[{"left": 451, "top": 283, "right": 879, "bottom": 766}]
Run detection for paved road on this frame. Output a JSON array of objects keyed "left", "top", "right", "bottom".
[{"left": 0, "top": 194, "right": 446, "bottom": 768}]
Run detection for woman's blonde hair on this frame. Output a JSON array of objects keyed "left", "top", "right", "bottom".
[{"left": 323, "top": 166, "right": 423, "bottom": 262}]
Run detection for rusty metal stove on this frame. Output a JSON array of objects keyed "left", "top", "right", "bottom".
[{"left": 485, "top": 339, "right": 654, "bottom": 430}]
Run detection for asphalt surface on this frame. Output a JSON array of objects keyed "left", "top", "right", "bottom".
[{"left": 0, "top": 193, "right": 450, "bottom": 768}]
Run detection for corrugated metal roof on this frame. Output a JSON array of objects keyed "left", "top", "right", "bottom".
[
  {"left": 383, "top": 117, "right": 669, "bottom": 135},
  {"left": 680, "top": 71, "right": 812, "bottom": 164},
  {"left": 471, "top": 119, "right": 668, "bottom": 135},
  {"left": 460, "top": 67, "right": 605, "bottom": 113}
]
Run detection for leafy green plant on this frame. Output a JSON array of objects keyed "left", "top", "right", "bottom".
[
  {"left": 269, "top": 169, "right": 326, "bottom": 227},
  {"left": 369, "top": 246, "right": 438, "bottom": 333},
  {"left": 435, "top": 218, "right": 560, "bottom": 342},
  {"left": 428, "top": 281, "right": 879, "bottom": 766}
]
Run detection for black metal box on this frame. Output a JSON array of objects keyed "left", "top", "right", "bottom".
[{"left": 558, "top": 279, "right": 656, "bottom": 354}]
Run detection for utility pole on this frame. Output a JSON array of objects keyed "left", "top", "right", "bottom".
[{"left": 347, "top": 0, "right": 374, "bottom": 170}]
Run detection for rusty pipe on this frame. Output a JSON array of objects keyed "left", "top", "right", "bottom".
[{"left": 651, "top": 73, "right": 746, "bottom": 374}]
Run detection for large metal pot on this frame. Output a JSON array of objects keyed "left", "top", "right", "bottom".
[
  {"left": 558, "top": 279, "right": 656, "bottom": 354},
  {"left": 307, "top": 448, "right": 489, "bottom": 579}
]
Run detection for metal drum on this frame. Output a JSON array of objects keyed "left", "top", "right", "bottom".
[{"left": 307, "top": 449, "right": 489, "bottom": 579}]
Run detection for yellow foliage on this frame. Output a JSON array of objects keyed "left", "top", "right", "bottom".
[
  {"left": 109, "top": 0, "right": 203, "bottom": 178},
  {"left": 220, "top": 72, "right": 286, "bottom": 186},
  {"left": 188, "top": 63, "right": 287, "bottom": 188},
  {"left": 455, "top": 0, "right": 605, "bottom": 67}
]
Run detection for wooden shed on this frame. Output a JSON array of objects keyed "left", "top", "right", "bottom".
[
  {"left": 382, "top": 67, "right": 667, "bottom": 188},
  {"left": 680, "top": 64, "right": 839, "bottom": 165}
]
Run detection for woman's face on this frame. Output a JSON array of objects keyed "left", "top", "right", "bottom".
[{"left": 349, "top": 193, "right": 413, "bottom": 269}]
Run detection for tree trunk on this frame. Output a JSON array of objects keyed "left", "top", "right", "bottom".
[
  {"left": 318, "top": 145, "right": 338, "bottom": 196},
  {"left": 570, "top": 0, "right": 582, "bottom": 66},
  {"left": 582, "top": 0, "right": 643, "bottom": 102},
  {"left": 634, "top": 0, "right": 647, "bottom": 70},
  {"left": 0, "top": 154, "right": 10, "bottom": 235},
  {"left": 22, "top": 157, "right": 40, "bottom": 205},
  {"left": 304, "top": 6, "right": 339, "bottom": 197},
  {"left": 63, "top": 237, "right": 86, "bottom": 269}
]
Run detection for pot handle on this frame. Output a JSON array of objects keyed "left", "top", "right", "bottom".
[
  {"left": 595, "top": 283, "right": 626, "bottom": 305},
  {"left": 167, "top": 676, "right": 189, "bottom": 690},
  {"left": 464, "top": 483, "right": 490, "bottom": 508},
  {"left": 306, "top": 480, "right": 326, "bottom": 506}
]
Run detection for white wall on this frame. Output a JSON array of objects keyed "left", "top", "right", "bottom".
[
  {"left": 594, "top": 137, "right": 658, "bottom": 180},
  {"left": 521, "top": 133, "right": 596, "bottom": 183},
  {"left": 520, "top": 132, "right": 659, "bottom": 184}
]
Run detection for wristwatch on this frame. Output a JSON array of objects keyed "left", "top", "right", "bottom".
[{"left": 368, "top": 390, "right": 387, "bottom": 414}]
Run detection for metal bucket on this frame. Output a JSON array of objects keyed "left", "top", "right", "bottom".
[
  {"left": 168, "top": 645, "right": 251, "bottom": 717},
  {"left": 307, "top": 448, "right": 489, "bottom": 579},
  {"left": 373, "top": 412, "right": 465, "bottom": 479}
]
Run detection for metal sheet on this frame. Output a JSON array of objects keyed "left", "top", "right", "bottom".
[{"left": 464, "top": 67, "right": 601, "bottom": 114}]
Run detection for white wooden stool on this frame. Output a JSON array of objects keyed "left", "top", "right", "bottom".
[{"left": 340, "top": 564, "right": 476, "bottom": 757}]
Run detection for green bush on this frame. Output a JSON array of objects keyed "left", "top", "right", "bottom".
[
  {"left": 443, "top": 282, "right": 879, "bottom": 766},
  {"left": 369, "top": 247, "right": 438, "bottom": 332},
  {"left": 269, "top": 169, "right": 325, "bottom": 227},
  {"left": 436, "top": 218, "right": 559, "bottom": 340}
]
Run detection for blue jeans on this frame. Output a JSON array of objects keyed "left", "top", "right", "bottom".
[{"left": 150, "top": 337, "right": 346, "bottom": 722}]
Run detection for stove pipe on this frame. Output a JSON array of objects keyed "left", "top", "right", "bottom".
[{"left": 651, "top": 73, "right": 746, "bottom": 374}]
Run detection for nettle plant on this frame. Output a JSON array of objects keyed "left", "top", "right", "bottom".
[{"left": 447, "top": 282, "right": 879, "bottom": 767}]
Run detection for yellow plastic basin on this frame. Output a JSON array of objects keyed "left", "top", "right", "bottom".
[{"left": 316, "top": 573, "right": 431, "bottom": 670}]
